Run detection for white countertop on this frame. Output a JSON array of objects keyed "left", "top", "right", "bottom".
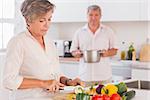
[
  {"left": 132, "top": 89, "right": 150, "bottom": 100},
  {"left": 20, "top": 88, "right": 150, "bottom": 100},
  {"left": 111, "top": 60, "right": 150, "bottom": 70}
]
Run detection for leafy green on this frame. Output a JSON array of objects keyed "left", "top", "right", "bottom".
[{"left": 115, "top": 82, "right": 127, "bottom": 96}]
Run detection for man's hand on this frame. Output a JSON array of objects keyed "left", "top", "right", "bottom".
[
  {"left": 101, "top": 48, "right": 118, "bottom": 57},
  {"left": 72, "top": 50, "right": 83, "bottom": 58}
]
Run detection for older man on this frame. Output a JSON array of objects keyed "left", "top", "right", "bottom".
[{"left": 70, "top": 5, "right": 118, "bottom": 82}]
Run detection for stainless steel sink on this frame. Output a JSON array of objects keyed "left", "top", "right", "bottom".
[{"left": 125, "top": 80, "right": 150, "bottom": 90}]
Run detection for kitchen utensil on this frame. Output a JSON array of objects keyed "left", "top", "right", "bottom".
[{"left": 82, "top": 50, "right": 103, "bottom": 63}]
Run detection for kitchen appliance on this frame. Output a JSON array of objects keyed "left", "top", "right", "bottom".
[
  {"left": 82, "top": 50, "right": 103, "bottom": 63},
  {"left": 54, "top": 40, "right": 73, "bottom": 57},
  {"left": 64, "top": 40, "right": 73, "bottom": 57},
  {"left": 54, "top": 40, "right": 64, "bottom": 57}
]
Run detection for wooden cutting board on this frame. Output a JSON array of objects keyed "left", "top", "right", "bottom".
[{"left": 52, "top": 93, "right": 75, "bottom": 100}]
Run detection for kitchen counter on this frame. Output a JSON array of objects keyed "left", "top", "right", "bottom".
[
  {"left": 59, "top": 57, "right": 80, "bottom": 63},
  {"left": 59, "top": 57, "right": 150, "bottom": 80},
  {"left": 20, "top": 88, "right": 150, "bottom": 100},
  {"left": 59, "top": 57, "right": 150, "bottom": 69},
  {"left": 132, "top": 89, "right": 150, "bottom": 100}
]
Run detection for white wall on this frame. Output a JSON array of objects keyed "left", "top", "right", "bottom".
[{"left": 45, "top": 21, "right": 149, "bottom": 59}]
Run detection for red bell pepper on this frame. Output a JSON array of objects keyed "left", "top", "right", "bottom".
[{"left": 92, "top": 95, "right": 104, "bottom": 100}]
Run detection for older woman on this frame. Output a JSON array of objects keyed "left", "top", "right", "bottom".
[{"left": 3, "top": 0, "right": 82, "bottom": 99}]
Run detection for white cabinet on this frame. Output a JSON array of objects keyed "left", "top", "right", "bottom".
[
  {"left": 60, "top": 62, "right": 79, "bottom": 79},
  {"left": 131, "top": 62, "right": 150, "bottom": 81},
  {"left": 140, "top": 0, "right": 149, "bottom": 21},
  {"left": 132, "top": 68, "right": 150, "bottom": 81},
  {"left": 51, "top": 0, "right": 148, "bottom": 22},
  {"left": 60, "top": 60, "right": 132, "bottom": 80},
  {"left": 111, "top": 64, "right": 131, "bottom": 78},
  {"left": 52, "top": 1, "right": 90, "bottom": 22},
  {"left": 149, "top": 0, "right": 150, "bottom": 20},
  {"left": 92, "top": 0, "right": 140, "bottom": 2},
  {"left": 92, "top": 0, "right": 149, "bottom": 21},
  {"left": 91, "top": 0, "right": 140, "bottom": 21},
  {"left": 111, "top": 61, "right": 132, "bottom": 80}
]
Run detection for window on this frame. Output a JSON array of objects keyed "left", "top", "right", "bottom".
[
  {"left": 0, "top": 24, "right": 2, "bottom": 48},
  {"left": 0, "top": 0, "right": 15, "bottom": 50},
  {"left": 0, "top": 0, "right": 2, "bottom": 18}
]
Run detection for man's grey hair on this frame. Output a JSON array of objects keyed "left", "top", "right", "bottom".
[
  {"left": 21, "top": 0, "right": 55, "bottom": 22},
  {"left": 87, "top": 5, "right": 101, "bottom": 14}
]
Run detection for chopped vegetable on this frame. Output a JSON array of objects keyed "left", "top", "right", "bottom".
[
  {"left": 122, "top": 90, "right": 136, "bottom": 100},
  {"left": 96, "top": 84, "right": 104, "bottom": 94},
  {"left": 92, "top": 95, "right": 103, "bottom": 100},
  {"left": 74, "top": 86, "right": 84, "bottom": 94},
  {"left": 115, "top": 82, "right": 127, "bottom": 96},
  {"left": 76, "top": 93, "right": 90, "bottom": 100},
  {"left": 110, "top": 93, "right": 121, "bottom": 100},
  {"left": 101, "top": 84, "right": 118, "bottom": 96}
]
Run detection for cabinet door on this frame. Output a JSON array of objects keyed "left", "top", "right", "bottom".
[
  {"left": 149, "top": 0, "right": 150, "bottom": 20},
  {"left": 93, "top": 0, "right": 139, "bottom": 2},
  {"left": 52, "top": 1, "right": 90, "bottom": 22},
  {"left": 140, "top": 0, "right": 149, "bottom": 21},
  {"left": 132, "top": 68, "right": 150, "bottom": 81},
  {"left": 60, "top": 63, "right": 79, "bottom": 79},
  {"left": 112, "top": 64, "right": 131, "bottom": 79},
  {"left": 91, "top": 1, "right": 140, "bottom": 21}
]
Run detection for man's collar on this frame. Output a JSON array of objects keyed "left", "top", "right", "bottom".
[{"left": 83, "top": 23, "right": 104, "bottom": 30}]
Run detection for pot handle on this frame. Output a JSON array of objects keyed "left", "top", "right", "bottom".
[
  {"left": 98, "top": 50, "right": 106, "bottom": 54},
  {"left": 77, "top": 47, "right": 83, "bottom": 56}
]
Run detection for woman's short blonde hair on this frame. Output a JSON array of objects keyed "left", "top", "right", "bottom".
[{"left": 21, "top": 0, "right": 55, "bottom": 22}]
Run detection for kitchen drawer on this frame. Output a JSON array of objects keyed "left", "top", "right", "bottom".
[{"left": 112, "top": 64, "right": 132, "bottom": 78}]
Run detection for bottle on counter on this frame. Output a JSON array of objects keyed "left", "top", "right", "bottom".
[
  {"left": 120, "top": 42, "right": 126, "bottom": 60},
  {"left": 127, "top": 42, "right": 136, "bottom": 60},
  {"left": 132, "top": 50, "right": 136, "bottom": 61}
]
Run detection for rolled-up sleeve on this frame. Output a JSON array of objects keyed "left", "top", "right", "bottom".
[
  {"left": 108, "top": 29, "right": 118, "bottom": 49},
  {"left": 70, "top": 31, "right": 80, "bottom": 52},
  {"left": 3, "top": 37, "right": 24, "bottom": 90}
]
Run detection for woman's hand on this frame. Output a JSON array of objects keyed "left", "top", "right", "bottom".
[
  {"left": 67, "top": 78, "right": 84, "bottom": 86},
  {"left": 41, "top": 79, "right": 65, "bottom": 93}
]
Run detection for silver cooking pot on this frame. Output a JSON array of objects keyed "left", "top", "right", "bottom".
[{"left": 82, "top": 50, "right": 103, "bottom": 63}]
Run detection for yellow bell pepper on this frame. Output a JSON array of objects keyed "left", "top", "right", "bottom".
[{"left": 101, "top": 84, "right": 118, "bottom": 96}]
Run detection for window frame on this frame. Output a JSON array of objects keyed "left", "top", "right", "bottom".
[{"left": 0, "top": 0, "right": 15, "bottom": 50}]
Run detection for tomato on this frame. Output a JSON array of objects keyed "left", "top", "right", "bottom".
[
  {"left": 103, "top": 94, "right": 110, "bottom": 100},
  {"left": 92, "top": 95, "right": 103, "bottom": 100},
  {"left": 110, "top": 94, "right": 121, "bottom": 100}
]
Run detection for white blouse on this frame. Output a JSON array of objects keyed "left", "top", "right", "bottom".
[
  {"left": 3, "top": 30, "right": 62, "bottom": 99},
  {"left": 70, "top": 24, "right": 118, "bottom": 81}
]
